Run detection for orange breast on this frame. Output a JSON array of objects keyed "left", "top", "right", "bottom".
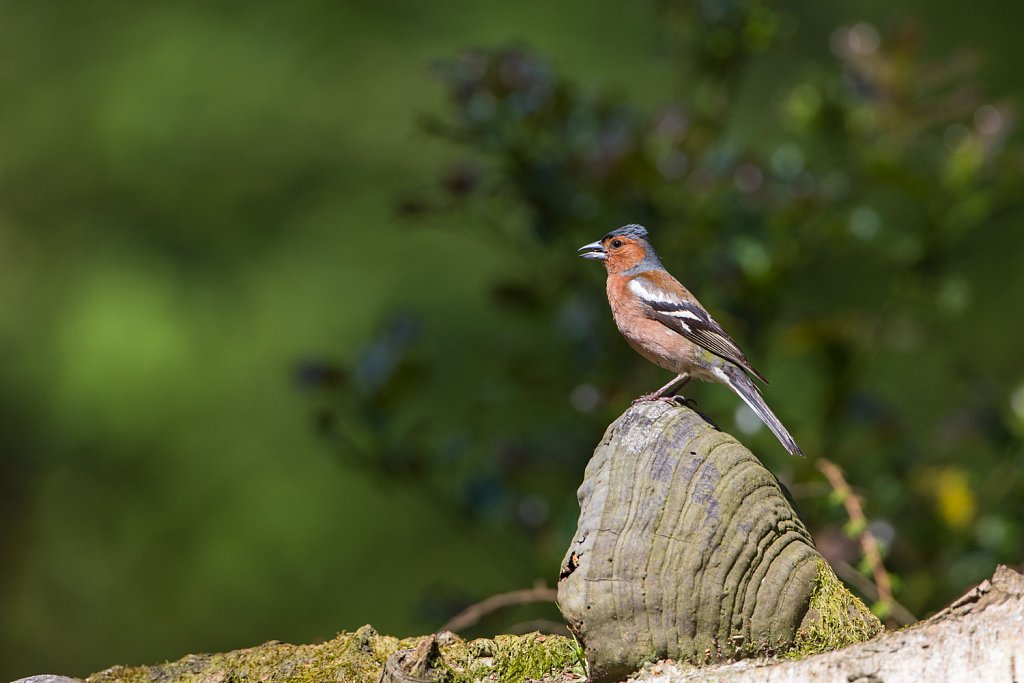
[{"left": 606, "top": 276, "right": 695, "bottom": 374}]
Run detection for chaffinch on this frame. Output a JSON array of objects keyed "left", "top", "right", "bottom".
[{"left": 579, "top": 224, "right": 802, "bottom": 456}]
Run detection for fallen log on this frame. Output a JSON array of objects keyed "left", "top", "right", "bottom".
[{"left": 14, "top": 403, "right": 1024, "bottom": 683}]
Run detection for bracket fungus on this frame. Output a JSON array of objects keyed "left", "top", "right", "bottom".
[{"left": 557, "top": 401, "right": 881, "bottom": 682}]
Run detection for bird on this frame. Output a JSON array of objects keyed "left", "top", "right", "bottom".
[{"left": 578, "top": 223, "right": 803, "bottom": 456}]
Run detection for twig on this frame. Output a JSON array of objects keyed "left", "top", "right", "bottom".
[
  {"left": 832, "top": 559, "right": 917, "bottom": 625},
  {"left": 440, "top": 582, "right": 558, "bottom": 633},
  {"left": 816, "top": 458, "right": 897, "bottom": 618},
  {"left": 505, "top": 619, "right": 571, "bottom": 636}
]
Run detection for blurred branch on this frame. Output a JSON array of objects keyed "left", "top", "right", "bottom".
[
  {"left": 505, "top": 619, "right": 570, "bottom": 636},
  {"left": 833, "top": 559, "right": 917, "bottom": 626},
  {"left": 440, "top": 582, "right": 558, "bottom": 633},
  {"left": 816, "top": 457, "right": 899, "bottom": 621}
]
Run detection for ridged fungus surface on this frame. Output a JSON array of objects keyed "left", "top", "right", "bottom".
[{"left": 557, "top": 402, "right": 880, "bottom": 682}]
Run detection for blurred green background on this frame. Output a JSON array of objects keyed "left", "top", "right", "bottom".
[{"left": 2, "top": 1, "right": 1024, "bottom": 680}]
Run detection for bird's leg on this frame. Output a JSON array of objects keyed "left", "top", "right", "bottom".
[
  {"left": 632, "top": 373, "right": 690, "bottom": 405},
  {"left": 660, "top": 375, "right": 697, "bottom": 408}
]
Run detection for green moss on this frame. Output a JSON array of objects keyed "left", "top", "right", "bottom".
[
  {"left": 85, "top": 625, "right": 413, "bottom": 683},
  {"left": 83, "top": 627, "right": 585, "bottom": 683},
  {"left": 490, "top": 633, "right": 585, "bottom": 682},
  {"left": 791, "top": 559, "right": 884, "bottom": 657},
  {"left": 426, "top": 632, "right": 586, "bottom": 683}
]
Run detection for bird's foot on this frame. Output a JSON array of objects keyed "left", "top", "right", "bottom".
[{"left": 632, "top": 373, "right": 691, "bottom": 406}]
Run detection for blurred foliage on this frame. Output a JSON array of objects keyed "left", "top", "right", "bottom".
[
  {"left": 309, "top": 0, "right": 1024, "bottom": 636},
  {"left": 2, "top": 1, "right": 1024, "bottom": 681}
]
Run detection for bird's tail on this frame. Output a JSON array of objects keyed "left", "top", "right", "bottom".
[{"left": 720, "top": 365, "right": 803, "bottom": 457}]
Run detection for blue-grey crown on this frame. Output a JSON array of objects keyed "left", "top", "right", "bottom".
[{"left": 605, "top": 224, "right": 649, "bottom": 241}]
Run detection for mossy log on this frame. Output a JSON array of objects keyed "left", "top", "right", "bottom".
[
  {"left": 556, "top": 401, "right": 881, "bottom": 682},
  {"left": 22, "top": 402, "right": 1024, "bottom": 683},
  {"left": 74, "top": 627, "right": 584, "bottom": 683}
]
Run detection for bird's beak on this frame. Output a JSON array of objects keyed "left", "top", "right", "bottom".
[{"left": 578, "top": 240, "right": 607, "bottom": 261}]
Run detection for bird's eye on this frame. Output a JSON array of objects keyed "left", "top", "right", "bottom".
[{"left": 611, "top": 239, "right": 623, "bottom": 249}]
